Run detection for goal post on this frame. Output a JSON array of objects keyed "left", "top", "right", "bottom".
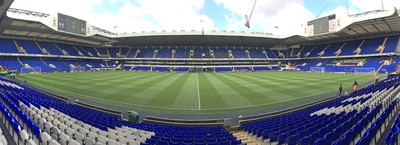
[
  {"left": 70, "top": 66, "right": 86, "bottom": 72},
  {"left": 20, "top": 67, "right": 41, "bottom": 75},
  {"left": 310, "top": 67, "right": 325, "bottom": 73},
  {"left": 354, "top": 67, "right": 376, "bottom": 75}
]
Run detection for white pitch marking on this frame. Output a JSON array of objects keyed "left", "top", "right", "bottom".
[{"left": 197, "top": 73, "right": 201, "bottom": 110}]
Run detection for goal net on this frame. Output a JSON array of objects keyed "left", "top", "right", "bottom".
[
  {"left": 70, "top": 66, "right": 86, "bottom": 72},
  {"left": 20, "top": 67, "right": 41, "bottom": 75},
  {"left": 310, "top": 67, "right": 325, "bottom": 73},
  {"left": 354, "top": 67, "right": 376, "bottom": 74}
]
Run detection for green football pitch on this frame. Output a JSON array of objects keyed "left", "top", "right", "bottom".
[{"left": 18, "top": 71, "right": 380, "bottom": 115}]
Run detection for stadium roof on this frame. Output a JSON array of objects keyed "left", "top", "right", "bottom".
[{"left": 0, "top": 0, "right": 399, "bottom": 48}]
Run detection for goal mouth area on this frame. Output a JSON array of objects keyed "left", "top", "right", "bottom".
[
  {"left": 20, "top": 67, "right": 41, "bottom": 75},
  {"left": 309, "top": 67, "right": 325, "bottom": 72},
  {"left": 354, "top": 67, "right": 376, "bottom": 74}
]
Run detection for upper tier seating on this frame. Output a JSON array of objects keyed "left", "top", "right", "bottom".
[
  {"left": 156, "top": 48, "right": 173, "bottom": 58},
  {"left": 0, "top": 39, "right": 20, "bottom": 54},
  {"left": 213, "top": 48, "right": 228, "bottom": 58},
  {"left": 108, "top": 48, "right": 119, "bottom": 58},
  {"left": 16, "top": 40, "right": 44, "bottom": 55},
  {"left": 248, "top": 48, "right": 265, "bottom": 58},
  {"left": 0, "top": 35, "right": 397, "bottom": 59},
  {"left": 56, "top": 43, "right": 80, "bottom": 56},
  {"left": 126, "top": 47, "right": 138, "bottom": 58},
  {"left": 173, "top": 47, "right": 190, "bottom": 58},
  {"left": 136, "top": 48, "right": 155, "bottom": 58},
  {"left": 37, "top": 42, "right": 64, "bottom": 55},
  {"left": 193, "top": 48, "right": 209, "bottom": 58}
]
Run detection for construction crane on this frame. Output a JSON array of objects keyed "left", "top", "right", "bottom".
[{"left": 244, "top": 0, "right": 257, "bottom": 29}]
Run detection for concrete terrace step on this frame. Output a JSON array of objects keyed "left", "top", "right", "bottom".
[{"left": 231, "top": 131, "right": 264, "bottom": 145}]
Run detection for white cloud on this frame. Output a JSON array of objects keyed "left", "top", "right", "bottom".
[
  {"left": 10, "top": 0, "right": 216, "bottom": 33},
  {"left": 10, "top": 0, "right": 102, "bottom": 19},
  {"left": 215, "top": 0, "right": 314, "bottom": 35},
  {"left": 350, "top": 0, "right": 400, "bottom": 13},
  {"left": 320, "top": 6, "right": 357, "bottom": 18}
]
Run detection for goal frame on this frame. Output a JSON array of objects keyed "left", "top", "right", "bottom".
[
  {"left": 310, "top": 67, "right": 325, "bottom": 73},
  {"left": 70, "top": 66, "right": 86, "bottom": 72},
  {"left": 354, "top": 67, "right": 376, "bottom": 75},
  {"left": 20, "top": 67, "right": 41, "bottom": 75}
]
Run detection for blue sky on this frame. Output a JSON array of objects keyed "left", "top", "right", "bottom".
[{"left": 10, "top": 0, "right": 400, "bottom": 35}]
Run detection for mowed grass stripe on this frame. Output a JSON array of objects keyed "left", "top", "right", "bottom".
[
  {"left": 220, "top": 73, "right": 294, "bottom": 102},
  {"left": 198, "top": 73, "right": 228, "bottom": 109},
  {"left": 123, "top": 73, "right": 184, "bottom": 104},
  {"left": 145, "top": 73, "right": 191, "bottom": 108},
  {"left": 213, "top": 73, "right": 280, "bottom": 104},
  {"left": 226, "top": 72, "right": 339, "bottom": 101},
  {"left": 38, "top": 71, "right": 150, "bottom": 83},
  {"left": 106, "top": 72, "right": 178, "bottom": 102},
  {"left": 34, "top": 71, "right": 155, "bottom": 90},
  {"left": 24, "top": 71, "right": 155, "bottom": 95},
  {"left": 243, "top": 72, "right": 376, "bottom": 99},
  {"left": 171, "top": 73, "right": 201, "bottom": 109},
  {"left": 202, "top": 73, "right": 253, "bottom": 108},
  {"left": 86, "top": 72, "right": 164, "bottom": 96}
]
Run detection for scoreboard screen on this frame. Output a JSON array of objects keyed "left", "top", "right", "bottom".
[
  {"left": 307, "top": 14, "right": 335, "bottom": 35},
  {"left": 58, "top": 13, "right": 86, "bottom": 35}
]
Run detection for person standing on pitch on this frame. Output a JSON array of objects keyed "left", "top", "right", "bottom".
[{"left": 339, "top": 84, "right": 343, "bottom": 95}]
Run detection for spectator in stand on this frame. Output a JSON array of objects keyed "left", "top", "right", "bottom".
[{"left": 353, "top": 83, "right": 358, "bottom": 93}]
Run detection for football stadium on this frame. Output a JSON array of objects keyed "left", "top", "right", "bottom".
[{"left": 0, "top": 0, "right": 400, "bottom": 145}]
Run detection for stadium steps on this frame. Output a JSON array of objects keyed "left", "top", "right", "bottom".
[
  {"left": 355, "top": 40, "right": 365, "bottom": 55},
  {"left": 73, "top": 46, "right": 84, "bottom": 56},
  {"left": 17, "top": 57, "right": 26, "bottom": 68},
  {"left": 54, "top": 43, "right": 69, "bottom": 56},
  {"left": 124, "top": 48, "right": 133, "bottom": 58},
  {"left": 106, "top": 48, "right": 111, "bottom": 58},
  {"left": 35, "top": 41, "right": 50, "bottom": 55},
  {"left": 297, "top": 46, "right": 305, "bottom": 58},
  {"left": 335, "top": 42, "right": 347, "bottom": 57},
  {"left": 379, "top": 37, "right": 388, "bottom": 54},
  {"left": 270, "top": 49, "right": 278, "bottom": 58},
  {"left": 319, "top": 44, "right": 331, "bottom": 57},
  {"left": 94, "top": 47, "right": 101, "bottom": 57},
  {"left": 13, "top": 39, "right": 26, "bottom": 54},
  {"left": 231, "top": 130, "right": 263, "bottom": 145},
  {"left": 171, "top": 49, "right": 177, "bottom": 59},
  {"left": 40, "top": 58, "right": 59, "bottom": 71},
  {"left": 17, "top": 58, "right": 37, "bottom": 72},
  {"left": 376, "top": 102, "right": 400, "bottom": 145},
  {"left": 134, "top": 50, "right": 139, "bottom": 58},
  {"left": 377, "top": 63, "right": 385, "bottom": 73}
]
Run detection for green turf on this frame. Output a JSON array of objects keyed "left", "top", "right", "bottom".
[{"left": 17, "top": 71, "right": 380, "bottom": 114}]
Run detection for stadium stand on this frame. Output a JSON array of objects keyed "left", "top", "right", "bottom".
[
  {"left": 0, "top": 77, "right": 244, "bottom": 145},
  {"left": 173, "top": 47, "right": 190, "bottom": 58},
  {"left": 0, "top": 38, "right": 22, "bottom": 54},
  {"left": 247, "top": 48, "right": 265, "bottom": 58},
  {"left": 240, "top": 74, "right": 400, "bottom": 145},
  {"left": 2, "top": 3, "right": 400, "bottom": 145},
  {"left": 156, "top": 47, "right": 173, "bottom": 58}
]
